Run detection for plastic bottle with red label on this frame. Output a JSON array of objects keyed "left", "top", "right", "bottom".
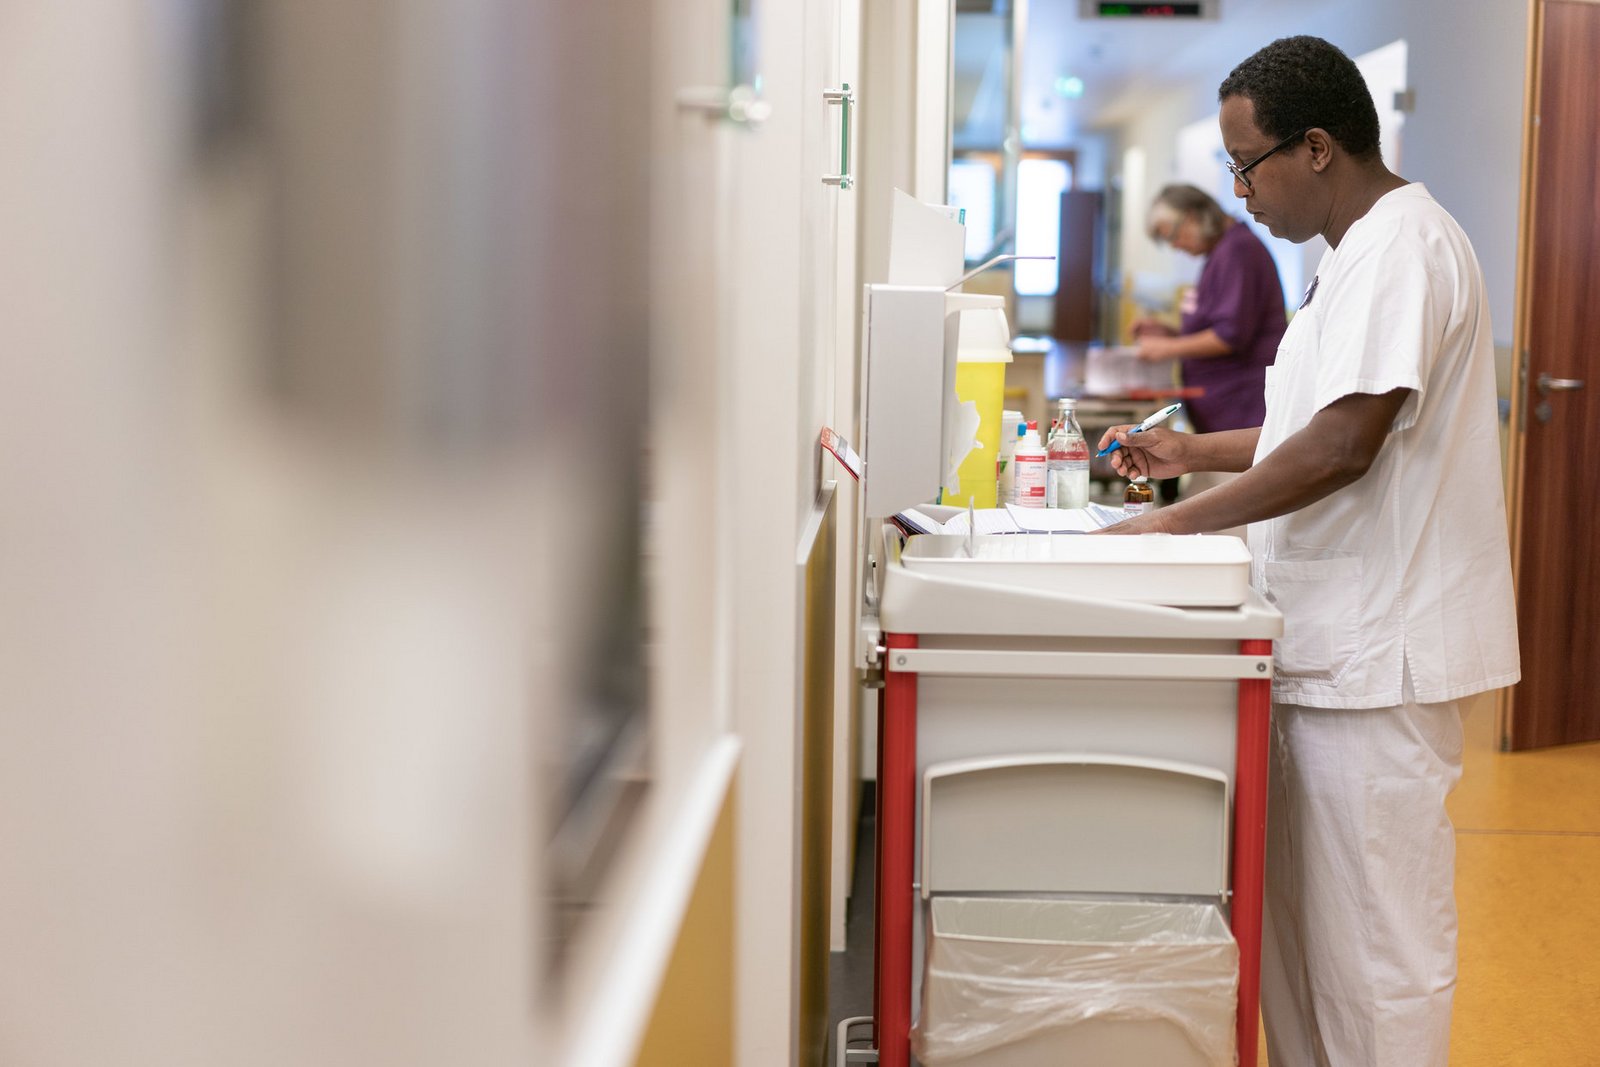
[{"left": 1012, "top": 420, "right": 1048, "bottom": 509}]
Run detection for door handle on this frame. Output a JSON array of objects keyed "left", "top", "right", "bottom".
[
  {"left": 1537, "top": 374, "right": 1585, "bottom": 393},
  {"left": 822, "top": 85, "right": 854, "bottom": 189},
  {"left": 676, "top": 84, "right": 771, "bottom": 127}
]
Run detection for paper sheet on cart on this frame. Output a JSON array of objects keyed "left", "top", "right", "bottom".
[
  {"left": 1004, "top": 502, "right": 1125, "bottom": 532},
  {"left": 900, "top": 507, "right": 1019, "bottom": 536},
  {"left": 899, "top": 503, "right": 1123, "bottom": 536}
]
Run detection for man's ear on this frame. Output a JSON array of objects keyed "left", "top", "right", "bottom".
[{"left": 1306, "top": 128, "right": 1335, "bottom": 173}]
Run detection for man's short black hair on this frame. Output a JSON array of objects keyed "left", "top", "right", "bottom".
[{"left": 1218, "top": 36, "right": 1381, "bottom": 159}]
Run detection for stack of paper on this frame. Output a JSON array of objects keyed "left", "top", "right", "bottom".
[{"left": 895, "top": 503, "right": 1125, "bottom": 537}]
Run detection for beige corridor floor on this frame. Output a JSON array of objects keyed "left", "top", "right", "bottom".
[{"left": 1260, "top": 693, "right": 1600, "bottom": 1066}]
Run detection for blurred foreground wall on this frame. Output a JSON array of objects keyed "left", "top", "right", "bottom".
[{"left": 0, "top": 2, "right": 668, "bottom": 1063}]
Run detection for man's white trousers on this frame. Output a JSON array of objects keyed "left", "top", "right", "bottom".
[{"left": 1260, "top": 696, "right": 1464, "bottom": 1067}]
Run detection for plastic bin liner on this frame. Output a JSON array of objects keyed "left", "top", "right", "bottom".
[{"left": 911, "top": 896, "right": 1238, "bottom": 1066}]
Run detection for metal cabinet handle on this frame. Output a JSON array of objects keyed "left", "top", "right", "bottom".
[
  {"left": 822, "top": 84, "right": 854, "bottom": 189},
  {"left": 676, "top": 84, "right": 770, "bottom": 127},
  {"left": 1537, "top": 373, "right": 1585, "bottom": 393}
]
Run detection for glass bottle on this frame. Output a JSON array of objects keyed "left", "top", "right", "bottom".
[
  {"left": 1123, "top": 476, "right": 1155, "bottom": 516},
  {"left": 1044, "top": 417, "right": 1059, "bottom": 507},
  {"left": 1047, "top": 398, "right": 1090, "bottom": 509}
]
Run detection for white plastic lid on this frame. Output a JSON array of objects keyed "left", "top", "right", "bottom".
[
  {"left": 954, "top": 305, "right": 1014, "bottom": 363},
  {"left": 921, "top": 754, "right": 1232, "bottom": 898}
]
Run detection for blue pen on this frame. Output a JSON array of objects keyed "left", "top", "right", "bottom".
[{"left": 1095, "top": 402, "right": 1183, "bottom": 458}]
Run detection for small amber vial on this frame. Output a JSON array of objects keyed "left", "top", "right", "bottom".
[{"left": 1123, "top": 476, "right": 1154, "bottom": 517}]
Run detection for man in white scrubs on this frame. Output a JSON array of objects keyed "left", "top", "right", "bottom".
[{"left": 1097, "top": 36, "right": 1520, "bottom": 1067}]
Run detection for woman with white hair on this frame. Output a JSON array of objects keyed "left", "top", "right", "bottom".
[{"left": 1131, "top": 183, "right": 1286, "bottom": 434}]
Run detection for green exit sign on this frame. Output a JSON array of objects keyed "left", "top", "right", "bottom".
[{"left": 1093, "top": 2, "right": 1209, "bottom": 16}]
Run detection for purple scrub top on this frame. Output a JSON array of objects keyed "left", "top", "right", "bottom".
[{"left": 1179, "top": 220, "right": 1287, "bottom": 433}]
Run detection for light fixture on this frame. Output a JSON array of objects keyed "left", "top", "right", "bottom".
[{"left": 1053, "top": 75, "right": 1085, "bottom": 99}]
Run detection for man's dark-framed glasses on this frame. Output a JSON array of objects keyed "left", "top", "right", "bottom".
[{"left": 1226, "top": 127, "right": 1311, "bottom": 191}]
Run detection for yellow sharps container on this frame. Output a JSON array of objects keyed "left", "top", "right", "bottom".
[{"left": 948, "top": 303, "right": 1013, "bottom": 509}]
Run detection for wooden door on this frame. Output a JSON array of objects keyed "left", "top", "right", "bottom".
[
  {"left": 1504, "top": 0, "right": 1600, "bottom": 749},
  {"left": 1053, "top": 189, "right": 1103, "bottom": 341}
]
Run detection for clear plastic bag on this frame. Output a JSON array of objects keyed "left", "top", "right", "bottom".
[{"left": 911, "top": 897, "right": 1238, "bottom": 1067}]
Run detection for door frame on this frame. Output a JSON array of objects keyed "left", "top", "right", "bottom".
[{"left": 1497, "top": 0, "right": 1600, "bottom": 749}]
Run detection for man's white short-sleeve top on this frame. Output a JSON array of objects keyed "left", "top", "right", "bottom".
[{"left": 1247, "top": 183, "right": 1520, "bottom": 708}]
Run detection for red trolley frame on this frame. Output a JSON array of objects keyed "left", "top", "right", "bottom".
[{"left": 871, "top": 634, "right": 1273, "bottom": 1067}]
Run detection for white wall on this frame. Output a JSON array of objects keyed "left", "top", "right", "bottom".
[
  {"left": 1, "top": 4, "right": 568, "bottom": 1064},
  {"left": 0, "top": 3, "right": 753, "bottom": 1066},
  {"left": 860, "top": 0, "right": 955, "bottom": 287},
  {"left": 559, "top": 0, "right": 741, "bottom": 1061},
  {"left": 722, "top": 0, "right": 862, "bottom": 1061}
]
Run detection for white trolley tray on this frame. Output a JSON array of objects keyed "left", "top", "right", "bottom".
[{"left": 900, "top": 532, "right": 1251, "bottom": 608}]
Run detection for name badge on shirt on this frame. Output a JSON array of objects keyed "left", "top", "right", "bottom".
[{"left": 1299, "top": 274, "right": 1320, "bottom": 309}]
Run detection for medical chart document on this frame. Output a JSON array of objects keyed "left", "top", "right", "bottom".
[{"left": 896, "top": 503, "right": 1124, "bottom": 536}]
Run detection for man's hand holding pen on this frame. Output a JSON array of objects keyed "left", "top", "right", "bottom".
[
  {"left": 1088, "top": 422, "right": 1190, "bottom": 536},
  {"left": 1096, "top": 422, "right": 1189, "bottom": 481}
]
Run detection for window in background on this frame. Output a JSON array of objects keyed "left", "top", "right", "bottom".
[
  {"left": 1014, "top": 154, "right": 1073, "bottom": 295},
  {"left": 949, "top": 154, "right": 1000, "bottom": 263}
]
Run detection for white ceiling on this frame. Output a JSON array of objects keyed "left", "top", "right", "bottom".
[{"left": 1017, "top": 0, "right": 1286, "bottom": 144}]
